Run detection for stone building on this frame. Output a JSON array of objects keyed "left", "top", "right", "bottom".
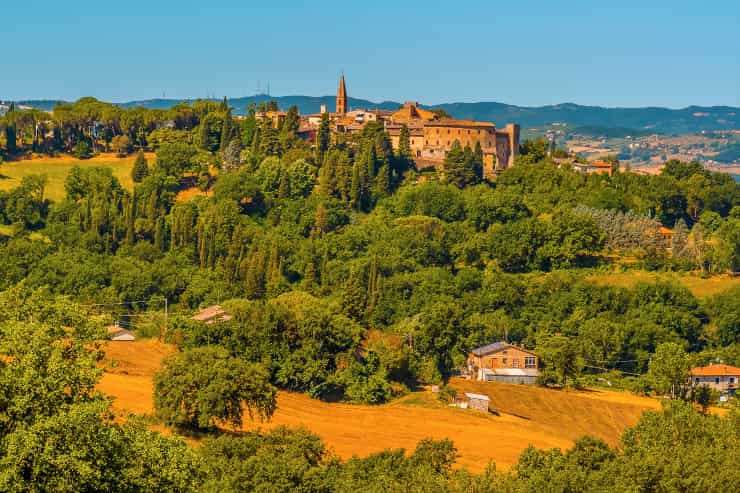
[
  {"left": 305, "top": 75, "right": 521, "bottom": 178},
  {"left": 386, "top": 101, "right": 519, "bottom": 178},
  {"left": 467, "top": 341, "right": 539, "bottom": 384}
]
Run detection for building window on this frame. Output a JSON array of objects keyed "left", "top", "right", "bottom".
[
  {"left": 730, "top": 377, "right": 735, "bottom": 384},
  {"left": 716, "top": 377, "right": 720, "bottom": 384},
  {"left": 695, "top": 378, "right": 700, "bottom": 383},
  {"left": 512, "top": 359, "right": 519, "bottom": 368},
  {"left": 525, "top": 356, "right": 536, "bottom": 368},
  {"left": 502, "top": 358, "right": 508, "bottom": 365}
]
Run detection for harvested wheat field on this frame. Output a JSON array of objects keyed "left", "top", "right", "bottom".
[
  {"left": 97, "top": 339, "right": 175, "bottom": 415},
  {"left": 586, "top": 271, "right": 739, "bottom": 298},
  {"left": 0, "top": 153, "right": 153, "bottom": 201},
  {"left": 98, "top": 340, "right": 663, "bottom": 471}
]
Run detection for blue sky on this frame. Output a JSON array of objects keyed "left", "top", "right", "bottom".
[{"left": 2, "top": 0, "right": 738, "bottom": 107}]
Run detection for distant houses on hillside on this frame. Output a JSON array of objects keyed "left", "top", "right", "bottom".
[
  {"left": 467, "top": 342, "right": 539, "bottom": 385},
  {"left": 691, "top": 364, "right": 740, "bottom": 400}
]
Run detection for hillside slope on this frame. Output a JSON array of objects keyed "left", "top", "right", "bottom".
[{"left": 98, "top": 340, "right": 661, "bottom": 471}]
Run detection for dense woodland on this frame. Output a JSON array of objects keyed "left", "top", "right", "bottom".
[{"left": 1, "top": 98, "right": 739, "bottom": 491}]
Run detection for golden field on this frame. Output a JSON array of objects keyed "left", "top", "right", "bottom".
[
  {"left": 0, "top": 153, "right": 151, "bottom": 201},
  {"left": 98, "top": 339, "right": 664, "bottom": 471},
  {"left": 585, "top": 271, "right": 739, "bottom": 297}
]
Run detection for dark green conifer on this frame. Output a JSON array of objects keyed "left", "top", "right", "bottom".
[{"left": 131, "top": 150, "right": 149, "bottom": 183}]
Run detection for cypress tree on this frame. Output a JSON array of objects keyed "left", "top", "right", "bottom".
[
  {"left": 367, "top": 256, "right": 380, "bottom": 316},
  {"left": 314, "top": 203, "right": 328, "bottom": 237},
  {"left": 316, "top": 112, "right": 330, "bottom": 163},
  {"left": 5, "top": 103, "right": 17, "bottom": 154},
  {"left": 342, "top": 268, "right": 366, "bottom": 321},
  {"left": 302, "top": 260, "right": 316, "bottom": 292},
  {"left": 443, "top": 140, "right": 466, "bottom": 188},
  {"left": 282, "top": 105, "right": 299, "bottom": 134},
  {"left": 350, "top": 161, "right": 361, "bottom": 211},
  {"left": 198, "top": 116, "right": 211, "bottom": 151},
  {"left": 375, "top": 164, "right": 390, "bottom": 197},
  {"left": 131, "top": 150, "right": 149, "bottom": 183},
  {"left": 154, "top": 216, "right": 165, "bottom": 251},
  {"left": 278, "top": 172, "right": 290, "bottom": 199},
  {"left": 397, "top": 124, "right": 412, "bottom": 175},
  {"left": 244, "top": 246, "right": 266, "bottom": 299},
  {"left": 473, "top": 141, "right": 484, "bottom": 183},
  {"left": 220, "top": 110, "right": 232, "bottom": 152}
]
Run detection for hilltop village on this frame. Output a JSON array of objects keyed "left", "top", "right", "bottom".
[
  {"left": 252, "top": 75, "right": 520, "bottom": 178},
  {"left": 1, "top": 78, "right": 739, "bottom": 492}
]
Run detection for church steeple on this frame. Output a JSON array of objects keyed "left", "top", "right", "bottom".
[{"left": 336, "top": 73, "right": 347, "bottom": 116}]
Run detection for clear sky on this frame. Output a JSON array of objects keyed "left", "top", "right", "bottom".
[{"left": 2, "top": 0, "right": 738, "bottom": 107}]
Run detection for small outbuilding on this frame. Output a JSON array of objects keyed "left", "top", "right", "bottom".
[
  {"left": 462, "top": 392, "right": 490, "bottom": 412},
  {"left": 477, "top": 367, "right": 539, "bottom": 385},
  {"left": 192, "top": 305, "right": 233, "bottom": 324},
  {"left": 106, "top": 324, "right": 135, "bottom": 342}
]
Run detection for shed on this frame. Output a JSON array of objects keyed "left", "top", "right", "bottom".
[
  {"left": 192, "top": 305, "right": 233, "bottom": 324},
  {"left": 106, "top": 324, "right": 135, "bottom": 342},
  {"left": 463, "top": 392, "right": 490, "bottom": 412}
]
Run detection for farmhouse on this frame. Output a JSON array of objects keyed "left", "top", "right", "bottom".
[
  {"left": 192, "top": 305, "right": 233, "bottom": 324},
  {"left": 692, "top": 364, "right": 740, "bottom": 396},
  {"left": 468, "top": 342, "right": 539, "bottom": 384},
  {"left": 572, "top": 160, "right": 614, "bottom": 177}
]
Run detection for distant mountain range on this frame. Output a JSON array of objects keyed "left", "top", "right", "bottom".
[{"left": 12, "top": 96, "right": 739, "bottom": 135}]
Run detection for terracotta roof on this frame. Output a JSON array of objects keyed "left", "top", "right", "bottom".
[
  {"left": 391, "top": 103, "right": 437, "bottom": 123},
  {"left": 588, "top": 160, "right": 613, "bottom": 168},
  {"left": 658, "top": 226, "right": 673, "bottom": 235},
  {"left": 691, "top": 364, "right": 740, "bottom": 377},
  {"left": 425, "top": 118, "right": 495, "bottom": 128}
]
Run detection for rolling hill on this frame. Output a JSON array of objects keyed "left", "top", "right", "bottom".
[
  {"left": 99, "top": 339, "right": 664, "bottom": 471},
  {"left": 13, "top": 97, "right": 738, "bottom": 135}
]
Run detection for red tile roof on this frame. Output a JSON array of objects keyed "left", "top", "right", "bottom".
[{"left": 691, "top": 364, "right": 740, "bottom": 377}]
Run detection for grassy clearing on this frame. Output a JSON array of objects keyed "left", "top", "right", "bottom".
[
  {"left": 0, "top": 153, "right": 151, "bottom": 202},
  {"left": 585, "top": 271, "right": 739, "bottom": 298},
  {"left": 98, "top": 340, "right": 662, "bottom": 471}
]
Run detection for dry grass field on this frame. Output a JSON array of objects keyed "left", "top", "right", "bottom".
[
  {"left": 586, "top": 271, "right": 739, "bottom": 297},
  {"left": 0, "top": 153, "right": 153, "bottom": 201},
  {"left": 98, "top": 339, "right": 664, "bottom": 471}
]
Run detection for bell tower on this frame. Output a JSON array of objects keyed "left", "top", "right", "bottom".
[{"left": 336, "top": 73, "right": 347, "bottom": 116}]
